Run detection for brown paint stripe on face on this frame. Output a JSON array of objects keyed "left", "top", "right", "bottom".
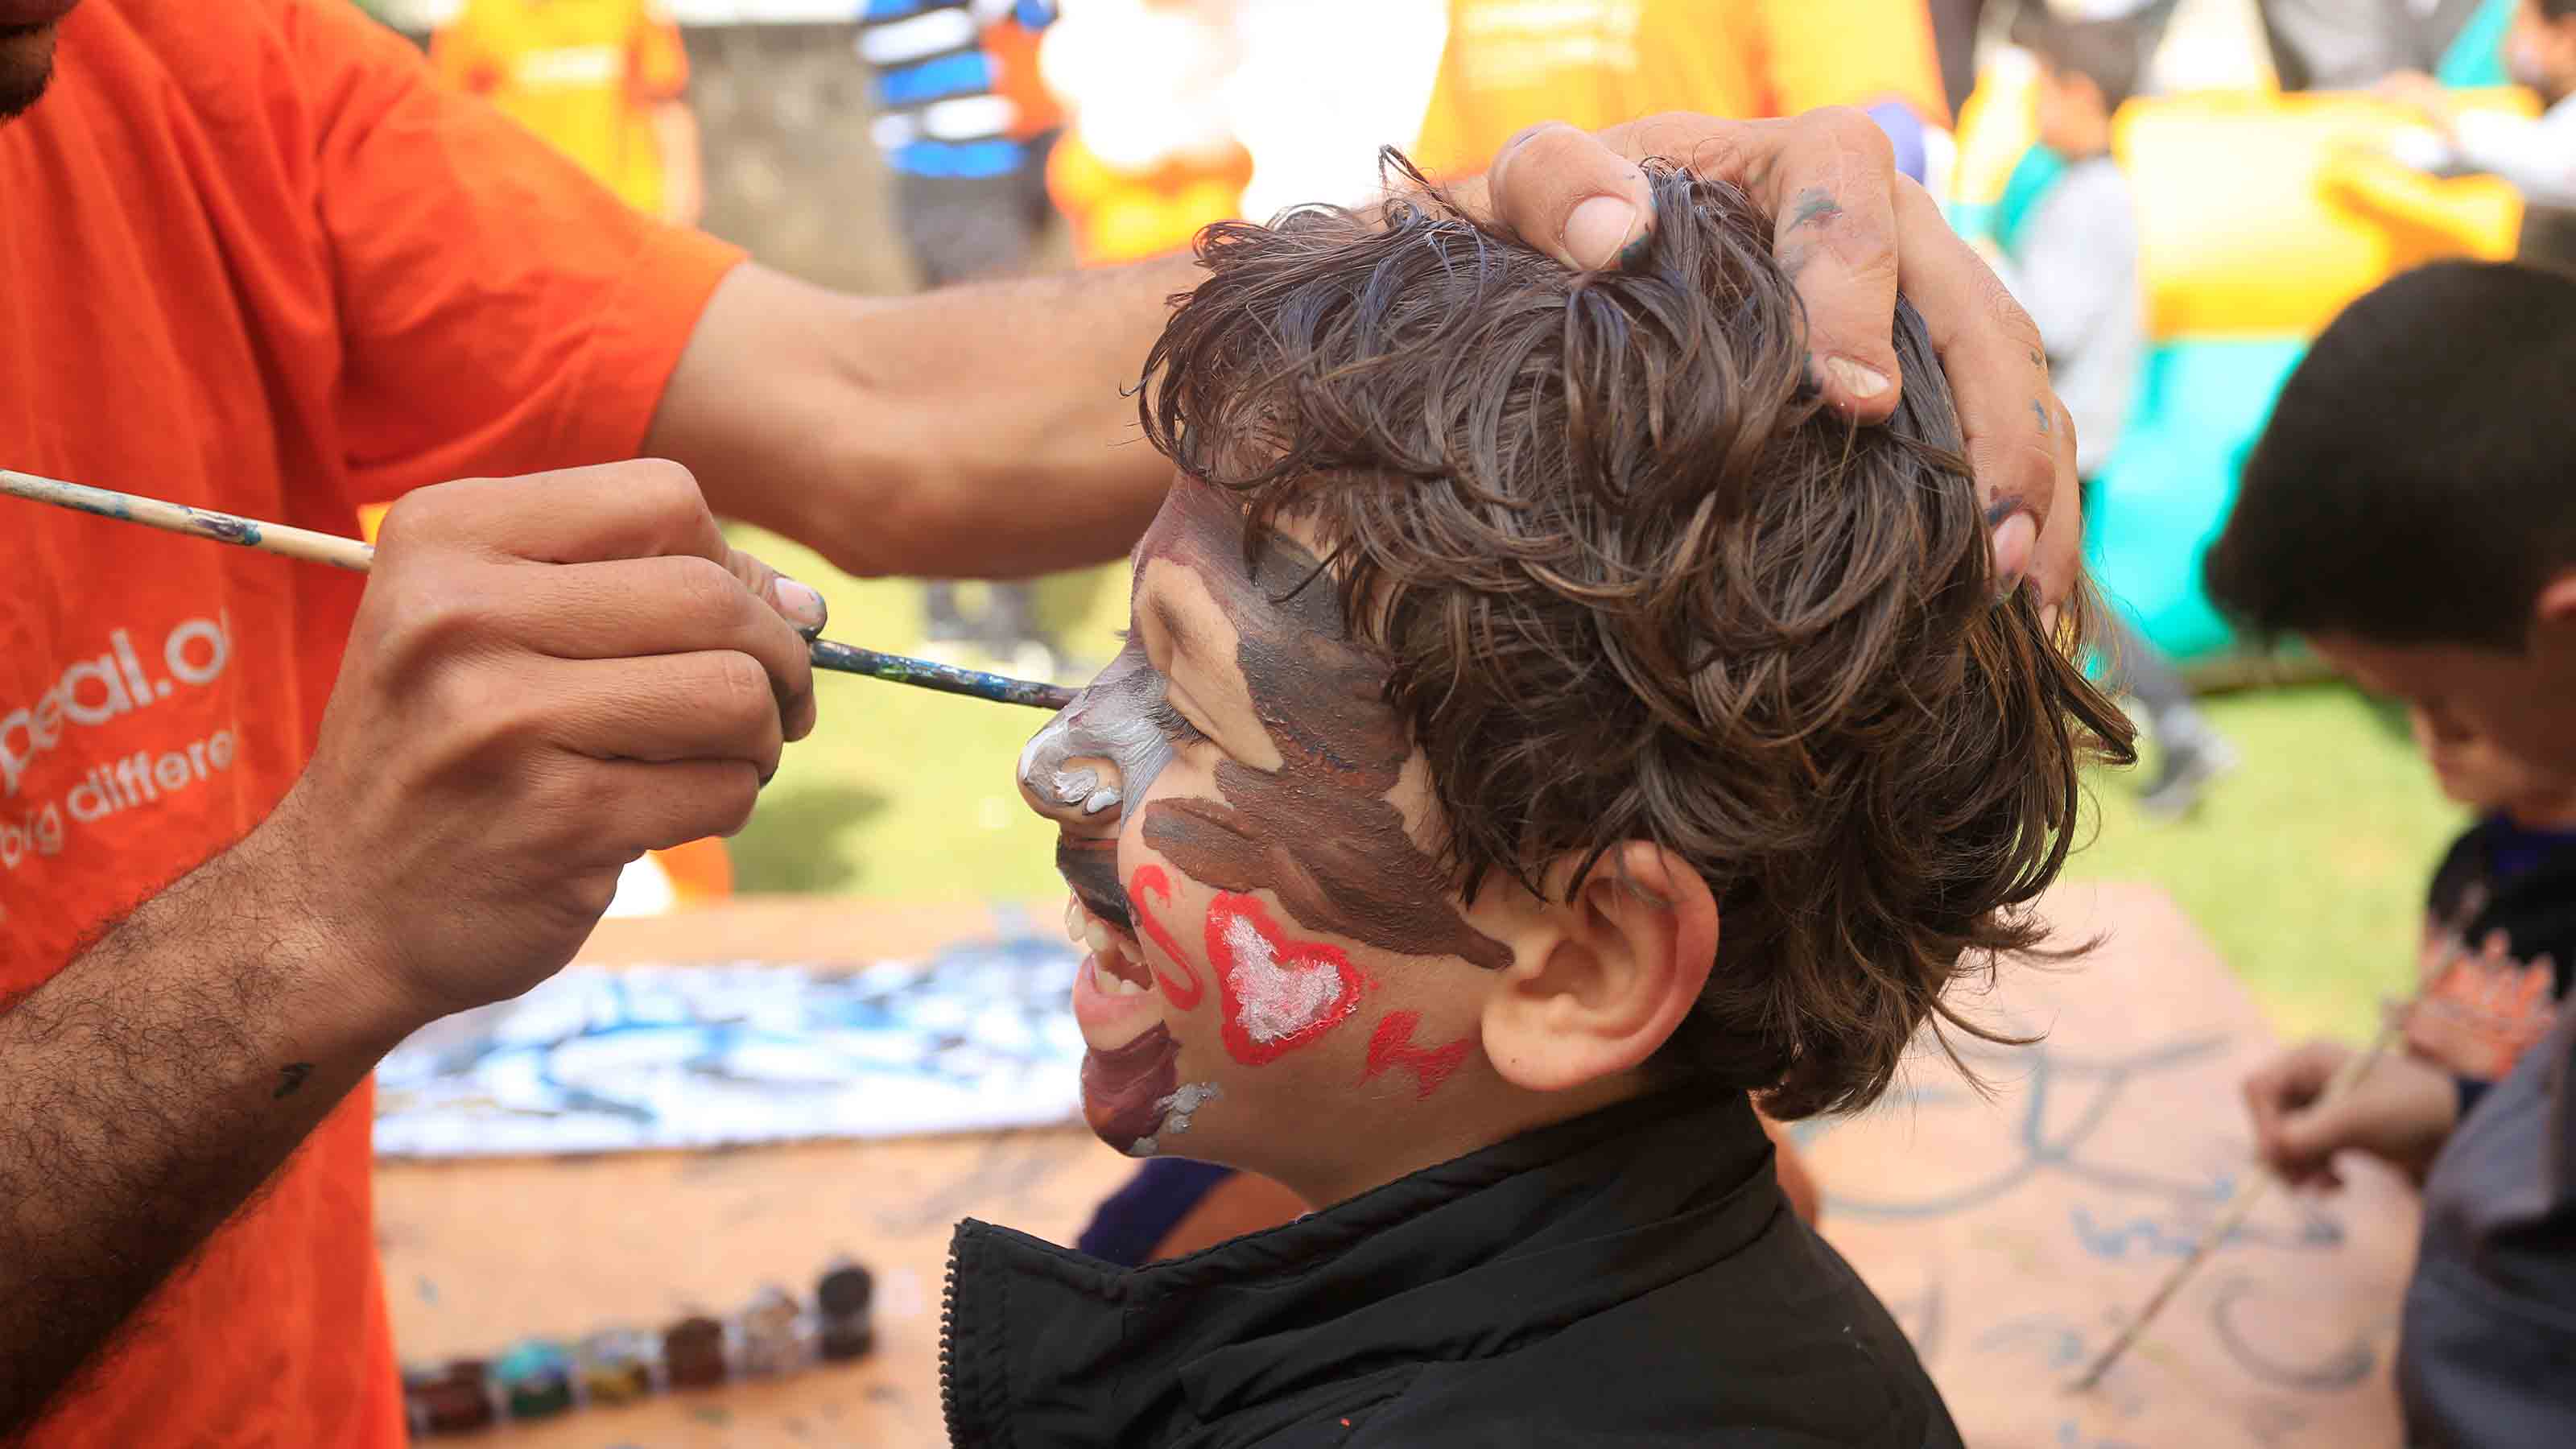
[
  {"left": 1144, "top": 792, "right": 1513, "bottom": 971},
  {"left": 1137, "top": 481, "right": 1513, "bottom": 973},
  {"left": 1080, "top": 1021, "right": 1182, "bottom": 1156}
]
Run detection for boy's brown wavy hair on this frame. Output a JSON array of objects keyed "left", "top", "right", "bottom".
[{"left": 1138, "top": 156, "right": 2135, "bottom": 1117}]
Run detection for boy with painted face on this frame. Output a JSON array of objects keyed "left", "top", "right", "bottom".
[{"left": 958, "top": 159, "right": 2132, "bottom": 1448}]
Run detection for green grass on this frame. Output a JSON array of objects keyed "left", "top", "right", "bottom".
[
  {"left": 732, "top": 525, "right": 2467, "bottom": 1044},
  {"left": 2061, "top": 685, "right": 2463, "bottom": 1041}
]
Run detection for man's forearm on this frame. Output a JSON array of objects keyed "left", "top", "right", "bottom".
[
  {"left": 652, "top": 254, "right": 1202, "bottom": 581},
  {"left": 0, "top": 815, "right": 420, "bottom": 1434}
]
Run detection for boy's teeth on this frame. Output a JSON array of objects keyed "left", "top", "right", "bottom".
[
  {"left": 1064, "top": 897, "right": 1084, "bottom": 946},
  {"left": 1084, "top": 919, "right": 1113, "bottom": 957}
]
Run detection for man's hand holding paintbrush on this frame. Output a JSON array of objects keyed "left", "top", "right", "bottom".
[{"left": 286, "top": 462, "right": 822, "bottom": 1019}]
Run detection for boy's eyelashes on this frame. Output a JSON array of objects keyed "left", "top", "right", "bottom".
[{"left": 1149, "top": 694, "right": 1212, "bottom": 748}]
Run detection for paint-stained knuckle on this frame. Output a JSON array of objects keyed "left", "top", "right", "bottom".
[
  {"left": 1962, "top": 436, "right": 2033, "bottom": 521},
  {"left": 1784, "top": 185, "right": 1846, "bottom": 235}
]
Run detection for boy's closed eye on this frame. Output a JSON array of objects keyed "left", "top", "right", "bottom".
[
  {"left": 1148, "top": 694, "right": 1212, "bottom": 748},
  {"left": 1112, "top": 624, "right": 1216, "bottom": 749}
]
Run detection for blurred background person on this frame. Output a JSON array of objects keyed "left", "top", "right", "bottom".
[
  {"left": 431, "top": 0, "right": 703, "bottom": 227},
  {"left": 2259, "top": 0, "right": 2514, "bottom": 93},
  {"left": 1993, "top": 10, "right": 2236, "bottom": 817},
  {"left": 2377, "top": 0, "right": 2576, "bottom": 270},
  {"left": 857, "top": 0, "right": 1065, "bottom": 672},
  {"left": 1409, "top": 0, "right": 1953, "bottom": 187},
  {"left": 1039, "top": 0, "right": 1253, "bottom": 266}
]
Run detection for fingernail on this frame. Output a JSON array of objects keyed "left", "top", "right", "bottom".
[
  {"left": 1990, "top": 511, "right": 2037, "bottom": 600},
  {"left": 776, "top": 578, "right": 828, "bottom": 634},
  {"left": 1825, "top": 357, "right": 1893, "bottom": 401},
  {"left": 1563, "top": 195, "right": 1643, "bottom": 270}
]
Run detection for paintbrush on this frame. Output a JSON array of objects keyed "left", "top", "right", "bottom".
[
  {"left": 2, "top": 468, "right": 1075, "bottom": 712},
  {"left": 2065, "top": 1014, "right": 2402, "bottom": 1393}
]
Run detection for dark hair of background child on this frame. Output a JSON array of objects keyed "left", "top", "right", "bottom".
[
  {"left": 1138, "top": 155, "right": 2136, "bottom": 1118},
  {"left": 2207, "top": 261, "right": 2576, "bottom": 650},
  {"left": 2015, "top": 14, "right": 2146, "bottom": 112}
]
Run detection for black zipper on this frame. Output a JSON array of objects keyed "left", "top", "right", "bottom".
[{"left": 939, "top": 1229, "right": 965, "bottom": 1445}]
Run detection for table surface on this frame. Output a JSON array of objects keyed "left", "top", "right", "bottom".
[{"left": 376, "top": 884, "right": 2413, "bottom": 1447}]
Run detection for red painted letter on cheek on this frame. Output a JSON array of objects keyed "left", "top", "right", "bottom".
[
  {"left": 1207, "top": 894, "right": 1370, "bottom": 1067},
  {"left": 1126, "top": 865, "right": 1205, "bottom": 1009},
  {"left": 1362, "top": 1011, "right": 1476, "bottom": 1100}
]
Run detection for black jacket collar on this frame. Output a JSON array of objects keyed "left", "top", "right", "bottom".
[{"left": 940, "top": 1088, "right": 1782, "bottom": 1447}]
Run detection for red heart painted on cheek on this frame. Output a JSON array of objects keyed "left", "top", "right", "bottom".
[
  {"left": 1127, "top": 865, "right": 1205, "bottom": 1009},
  {"left": 1206, "top": 893, "right": 1371, "bottom": 1067}
]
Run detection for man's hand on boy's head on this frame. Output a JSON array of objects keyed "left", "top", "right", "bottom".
[{"left": 1466, "top": 107, "right": 2080, "bottom": 616}]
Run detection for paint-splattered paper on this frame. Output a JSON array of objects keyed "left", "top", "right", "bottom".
[
  {"left": 1805, "top": 883, "right": 2413, "bottom": 1448},
  {"left": 372, "top": 936, "right": 1085, "bottom": 1158}
]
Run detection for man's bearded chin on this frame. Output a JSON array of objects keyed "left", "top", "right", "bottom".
[{"left": 0, "top": 24, "right": 60, "bottom": 124}]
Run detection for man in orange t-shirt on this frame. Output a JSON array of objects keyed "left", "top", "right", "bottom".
[
  {"left": 0, "top": 2, "right": 2081, "bottom": 1442},
  {"left": 1414, "top": 0, "right": 1951, "bottom": 180}
]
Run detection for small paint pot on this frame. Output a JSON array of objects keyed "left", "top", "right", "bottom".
[
  {"left": 819, "top": 1316, "right": 877, "bottom": 1363},
  {"left": 663, "top": 1313, "right": 729, "bottom": 1389},
  {"left": 402, "top": 1358, "right": 496, "bottom": 1435},
  {"left": 735, "top": 1286, "right": 805, "bottom": 1377},
  {"left": 492, "top": 1338, "right": 576, "bottom": 1420},
  {"left": 815, "top": 1261, "right": 876, "bottom": 1364},
  {"left": 576, "top": 1327, "right": 657, "bottom": 1406},
  {"left": 817, "top": 1261, "right": 874, "bottom": 1319}
]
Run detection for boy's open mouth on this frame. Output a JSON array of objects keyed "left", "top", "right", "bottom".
[
  {"left": 1066, "top": 895, "right": 1154, "bottom": 998},
  {"left": 1063, "top": 893, "right": 1189, "bottom": 1156}
]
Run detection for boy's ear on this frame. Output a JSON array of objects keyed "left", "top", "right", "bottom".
[
  {"left": 1480, "top": 842, "right": 1717, "bottom": 1095},
  {"left": 2533, "top": 568, "right": 2576, "bottom": 631}
]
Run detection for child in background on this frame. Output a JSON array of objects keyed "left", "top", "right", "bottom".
[
  {"left": 2248, "top": 703, "right": 2576, "bottom": 1194},
  {"left": 855, "top": 0, "right": 1064, "bottom": 671},
  {"left": 964, "top": 158, "right": 2132, "bottom": 1447},
  {"left": 2404, "top": 706, "right": 2575, "bottom": 1103},
  {"left": 2380, "top": 0, "right": 2576, "bottom": 270},
  {"left": 1995, "top": 14, "right": 2235, "bottom": 819},
  {"left": 2212, "top": 259, "right": 2576, "bottom": 1443}
]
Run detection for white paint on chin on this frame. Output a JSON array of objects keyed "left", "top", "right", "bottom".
[
  {"left": 1224, "top": 914, "right": 1338, "bottom": 1042},
  {"left": 1125, "top": 1081, "right": 1223, "bottom": 1158}
]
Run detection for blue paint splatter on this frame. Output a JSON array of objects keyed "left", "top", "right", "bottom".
[{"left": 193, "top": 513, "right": 261, "bottom": 547}]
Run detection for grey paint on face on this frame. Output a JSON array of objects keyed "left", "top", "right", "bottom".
[{"left": 1018, "top": 639, "right": 1176, "bottom": 822}]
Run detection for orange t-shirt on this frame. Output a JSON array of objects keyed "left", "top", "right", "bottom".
[
  {"left": 0, "top": 1, "right": 742, "bottom": 1441},
  {"left": 1413, "top": 0, "right": 1950, "bottom": 180}
]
